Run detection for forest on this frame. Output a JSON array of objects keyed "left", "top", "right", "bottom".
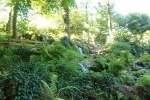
[{"left": 0, "top": 0, "right": 150, "bottom": 100}]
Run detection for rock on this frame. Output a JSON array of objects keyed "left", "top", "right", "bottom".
[{"left": 81, "top": 58, "right": 95, "bottom": 68}]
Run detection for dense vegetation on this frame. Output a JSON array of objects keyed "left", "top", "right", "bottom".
[{"left": 0, "top": 0, "right": 150, "bottom": 100}]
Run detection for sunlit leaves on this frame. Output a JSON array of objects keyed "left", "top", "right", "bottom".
[{"left": 126, "top": 13, "right": 150, "bottom": 34}]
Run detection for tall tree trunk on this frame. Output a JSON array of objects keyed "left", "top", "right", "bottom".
[
  {"left": 6, "top": 9, "right": 12, "bottom": 47},
  {"left": 63, "top": 8, "right": 70, "bottom": 41},
  {"left": 12, "top": 2, "right": 19, "bottom": 39},
  {"left": 85, "top": 1, "right": 90, "bottom": 54},
  {"left": 6, "top": 9, "right": 12, "bottom": 34},
  {"left": 107, "top": 0, "right": 113, "bottom": 42}
]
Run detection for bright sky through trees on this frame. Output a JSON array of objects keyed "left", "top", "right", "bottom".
[
  {"left": 76, "top": 0, "right": 150, "bottom": 15},
  {"left": 114, "top": 0, "right": 150, "bottom": 15}
]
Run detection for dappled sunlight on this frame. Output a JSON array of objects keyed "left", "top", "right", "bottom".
[
  {"left": 142, "top": 31, "right": 150, "bottom": 45},
  {"left": 0, "top": 0, "right": 150, "bottom": 100},
  {"left": 32, "top": 15, "right": 57, "bottom": 29}
]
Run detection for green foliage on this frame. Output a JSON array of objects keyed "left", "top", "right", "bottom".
[
  {"left": 49, "top": 59, "right": 80, "bottom": 77},
  {"left": 35, "top": 43, "right": 83, "bottom": 62},
  {"left": 11, "top": 46, "right": 35, "bottom": 61},
  {"left": 58, "top": 86, "right": 81, "bottom": 99},
  {"left": 105, "top": 42, "right": 131, "bottom": 55},
  {"left": 107, "top": 56, "right": 125, "bottom": 76},
  {"left": 61, "top": 0, "right": 76, "bottom": 9},
  {"left": 116, "top": 73, "right": 135, "bottom": 85},
  {"left": 30, "top": 43, "right": 83, "bottom": 78},
  {"left": 126, "top": 13, "right": 150, "bottom": 34},
  {"left": 0, "top": 62, "right": 57, "bottom": 100},
  {"left": 40, "top": 80, "right": 54, "bottom": 100},
  {"left": 95, "top": 42, "right": 136, "bottom": 76},
  {"left": 93, "top": 57, "right": 108, "bottom": 72},
  {"left": 7, "top": 0, "right": 31, "bottom": 18},
  {"left": 137, "top": 75, "right": 150, "bottom": 87},
  {"left": 114, "top": 31, "right": 132, "bottom": 43},
  {"left": 137, "top": 52, "right": 150, "bottom": 68},
  {"left": 114, "top": 13, "right": 127, "bottom": 28},
  {"left": 114, "top": 31, "right": 150, "bottom": 57},
  {"left": 133, "top": 69, "right": 149, "bottom": 77},
  {"left": 136, "top": 75, "right": 150, "bottom": 99},
  {"left": 0, "top": 46, "right": 20, "bottom": 70},
  {"left": 60, "top": 36, "right": 72, "bottom": 48},
  {"left": 0, "top": 63, "right": 40, "bottom": 99},
  {"left": 0, "top": 33, "right": 8, "bottom": 41},
  {"left": 41, "top": 44, "right": 66, "bottom": 60},
  {"left": 70, "top": 10, "right": 86, "bottom": 35},
  {"left": 57, "top": 71, "right": 115, "bottom": 100}
]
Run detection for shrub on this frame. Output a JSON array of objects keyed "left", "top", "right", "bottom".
[
  {"left": 107, "top": 56, "right": 125, "bottom": 77},
  {"left": 116, "top": 73, "right": 135, "bottom": 85},
  {"left": 49, "top": 59, "right": 81, "bottom": 77},
  {"left": 0, "top": 46, "right": 20, "bottom": 70},
  {"left": 92, "top": 57, "right": 108, "bottom": 72},
  {"left": 39, "top": 44, "right": 66, "bottom": 60},
  {"left": 137, "top": 52, "right": 150, "bottom": 68},
  {"left": 114, "top": 31, "right": 132, "bottom": 43},
  {"left": 57, "top": 71, "right": 115, "bottom": 100},
  {"left": 136, "top": 75, "right": 150, "bottom": 99},
  {"left": 0, "top": 62, "right": 56, "bottom": 100},
  {"left": 105, "top": 42, "right": 131, "bottom": 55},
  {"left": 11, "top": 46, "right": 35, "bottom": 61},
  {"left": 60, "top": 36, "right": 72, "bottom": 48},
  {"left": 102, "top": 42, "right": 136, "bottom": 76},
  {"left": 133, "top": 69, "right": 149, "bottom": 77}
]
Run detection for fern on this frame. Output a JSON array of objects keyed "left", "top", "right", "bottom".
[{"left": 40, "top": 80, "right": 54, "bottom": 100}]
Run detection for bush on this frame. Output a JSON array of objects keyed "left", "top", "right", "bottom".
[
  {"left": 107, "top": 56, "right": 125, "bottom": 77},
  {"left": 0, "top": 62, "right": 56, "bottom": 100},
  {"left": 0, "top": 63, "right": 41, "bottom": 99},
  {"left": 60, "top": 36, "right": 73, "bottom": 48},
  {"left": 49, "top": 59, "right": 81, "bottom": 77},
  {"left": 94, "top": 50, "right": 135, "bottom": 76},
  {"left": 11, "top": 46, "right": 35, "bottom": 61},
  {"left": 0, "top": 46, "right": 20, "bottom": 70},
  {"left": 105, "top": 42, "right": 131, "bottom": 55},
  {"left": 137, "top": 52, "right": 150, "bottom": 68},
  {"left": 136, "top": 75, "right": 150, "bottom": 99},
  {"left": 57, "top": 71, "right": 115, "bottom": 100},
  {"left": 38, "top": 44, "right": 66, "bottom": 60},
  {"left": 92, "top": 57, "right": 108, "bottom": 72},
  {"left": 102, "top": 42, "right": 136, "bottom": 76},
  {"left": 114, "top": 31, "right": 150, "bottom": 57},
  {"left": 116, "top": 73, "right": 135, "bottom": 85}
]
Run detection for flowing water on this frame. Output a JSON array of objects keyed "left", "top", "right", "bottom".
[
  {"left": 79, "top": 63, "right": 88, "bottom": 72},
  {"left": 76, "top": 46, "right": 84, "bottom": 56}
]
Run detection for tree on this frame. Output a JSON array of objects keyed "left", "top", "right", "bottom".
[
  {"left": 5, "top": 0, "right": 31, "bottom": 39},
  {"left": 107, "top": 0, "right": 112, "bottom": 36},
  {"left": 42, "top": 0, "right": 76, "bottom": 41},
  {"left": 70, "top": 10, "right": 86, "bottom": 35},
  {"left": 95, "top": 0, "right": 114, "bottom": 43},
  {"left": 6, "top": 9, "right": 12, "bottom": 34},
  {"left": 126, "top": 13, "right": 150, "bottom": 34},
  {"left": 61, "top": 0, "right": 76, "bottom": 41}
]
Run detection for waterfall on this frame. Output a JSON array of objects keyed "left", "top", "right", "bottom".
[
  {"left": 79, "top": 63, "right": 88, "bottom": 72},
  {"left": 76, "top": 46, "right": 84, "bottom": 56}
]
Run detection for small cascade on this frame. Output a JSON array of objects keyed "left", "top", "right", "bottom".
[
  {"left": 76, "top": 46, "right": 84, "bottom": 56},
  {"left": 136, "top": 64, "right": 143, "bottom": 69},
  {"left": 79, "top": 63, "right": 88, "bottom": 72}
]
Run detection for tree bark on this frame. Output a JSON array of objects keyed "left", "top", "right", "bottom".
[
  {"left": 85, "top": 1, "right": 90, "bottom": 54},
  {"left": 6, "top": 9, "right": 12, "bottom": 34},
  {"left": 63, "top": 8, "right": 70, "bottom": 41},
  {"left": 6, "top": 9, "right": 12, "bottom": 47},
  {"left": 12, "top": 2, "right": 19, "bottom": 39},
  {"left": 107, "top": 0, "right": 113, "bottom": 42},
  {"left": 107, "top": 0, "right": 112, "bottom": 35}
]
